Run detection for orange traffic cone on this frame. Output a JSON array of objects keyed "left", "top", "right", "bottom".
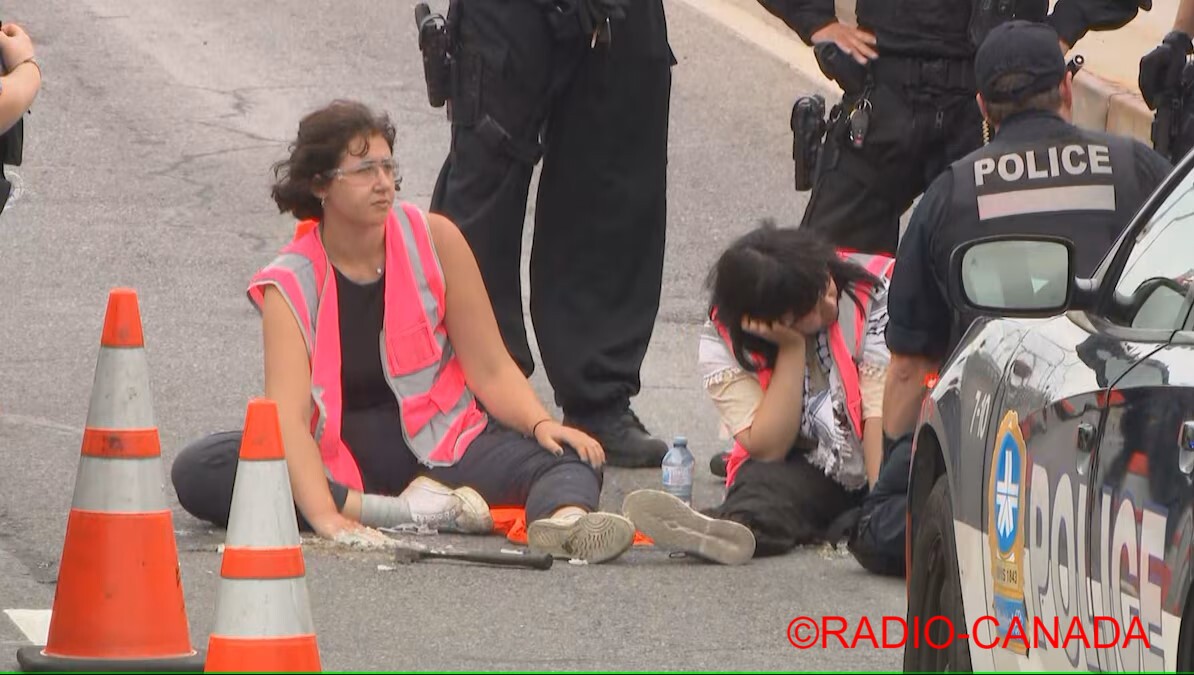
[
  {"left": 16, "top": 289, "right": 205, "bottom": 672},
  {"left": 204, "top": 398, "right": 321, "bottom": 672}
]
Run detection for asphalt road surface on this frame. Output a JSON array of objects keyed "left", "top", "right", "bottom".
[{"left": 0, "top": 0, "right": 905, "bottom": 669}]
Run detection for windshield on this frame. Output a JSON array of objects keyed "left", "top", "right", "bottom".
[{"left": 1115, "top": 173, "right": 1194, "bottom": 295}]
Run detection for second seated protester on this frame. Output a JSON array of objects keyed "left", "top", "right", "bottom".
[
  {"left": 170, "top": 100, "right": 638, "bottom": 564},
  {"left": 623, "top": 223, "right": 894, "bottom": 565}
]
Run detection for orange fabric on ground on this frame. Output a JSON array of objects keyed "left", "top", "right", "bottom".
[{"left": 490, "top": 507, "right": 654, "bottom": 546}]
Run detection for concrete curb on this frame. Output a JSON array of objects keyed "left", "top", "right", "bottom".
[{"left": 1072, "top": 69, "right": 1155, "bottom": 146}]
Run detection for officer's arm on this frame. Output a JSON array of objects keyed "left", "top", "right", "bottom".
[
  {"left": 1048, "top": 0, "right": 1145, "bottom": 49},
  {"left": 755, "top": 0, "right": 837, "bottom": 46},
  {"left": 882, "top": 175, "right": 952, "bottom": 440}
]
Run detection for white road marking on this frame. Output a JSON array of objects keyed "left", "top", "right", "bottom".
[{"left": 4, "top": 609, "right": 51, "bottom": 646}]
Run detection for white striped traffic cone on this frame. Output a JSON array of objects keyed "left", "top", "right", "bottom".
[
  {"left": 16, "top": 288, "right": 204, "bottom": 672},
  {"left": 204, "top": 398, "right": 321, "bottom": 672}
]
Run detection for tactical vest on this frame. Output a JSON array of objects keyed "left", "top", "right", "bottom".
[
  {"left": 941, "top": 122, "right": 1141, "bottom": 354},
  {"left": 949, "top": 125, "right": 1140, "bottom": 277},
  {"left": 709, "top": 250, "right": 896, "bottom": 488},
  {"left": 246, "top": 203, "right": 489, "bottom": 491}
]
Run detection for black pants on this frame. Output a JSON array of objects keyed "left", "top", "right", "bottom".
[
  {"left": 847, "top": 435, "right": 912, "bottom": 577},
  {"left": 704, "top": 451, "right": 865, "bottom": 557},
  {"left": 170, "top": 421, "right": 603, "bottom": 530},
  {"left": 429, "top": 0, "right": 674, "bottom": 415},
  {"left": 801, "top": 60, "right": 984, "bottom": 254}
]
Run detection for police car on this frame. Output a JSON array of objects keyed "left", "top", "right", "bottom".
[{"left": 903, "top": 151, "right": 1194, "bottom": 672}]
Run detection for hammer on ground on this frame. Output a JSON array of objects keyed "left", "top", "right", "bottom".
[{"left": 391, "top": 543, "right": 554, "bottom": 571}]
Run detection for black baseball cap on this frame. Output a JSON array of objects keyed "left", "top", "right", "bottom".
[{"left": 975, "top": 20, "right": 1066, "bottom": 104}]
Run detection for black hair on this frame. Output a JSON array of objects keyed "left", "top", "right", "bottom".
[
  {"left": 270, "top": 100, "right": 397, "bottom": 221},
  {"left": 705, "top": 219, "right": 881, "bottom": 371}
]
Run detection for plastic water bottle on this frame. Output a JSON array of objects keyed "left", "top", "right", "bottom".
[{"left": 661, "top": 436, "right": 695, "bottom": 506}]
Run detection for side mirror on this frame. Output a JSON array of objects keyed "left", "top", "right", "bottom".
[{"left": 949, "top": 235, "right": 1077, "bottom": 317}]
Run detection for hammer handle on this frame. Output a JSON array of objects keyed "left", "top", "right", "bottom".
[{"left": 423, "top": 549, "right": 554, "bottom": 570}]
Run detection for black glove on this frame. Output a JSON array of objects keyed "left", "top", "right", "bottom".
[
  {"left": 1140, "top": 30, "right": 1193, "bottom": 110},
  {"left": 536, "top": 0, "right": 629, "bottom": 43}
]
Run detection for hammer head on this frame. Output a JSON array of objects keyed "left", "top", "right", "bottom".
[{"left": 391, "top": 542, "right": 429, "bottom": 564}]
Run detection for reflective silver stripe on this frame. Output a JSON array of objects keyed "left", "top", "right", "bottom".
[
  {"left": 311, "top": 384, "right": 329, "bottom": 449},
  {"left": 275, "top": 253, "right": 320, "bottom": 336},
  {"left": 413, "top": 342, "right": 478, "bottom": 462},
  {"left": 211, "top": 577, "right": 315, "bottom": 637},
  {"left": 388, "top": 208, "right": 468, "bottom": 463},
  {"left": 379, "top": 334, "right": 443, "bottom": 462},
  {"left": 394, "top": 207, "right": 440, "bottom": 331},
  {"left": 431, "top": 376, "right": 477, "bottom": 442},
  {"left": 839, "top": 252, "right": 876, "bottom": 359},
  {"left": 270, "top": 253, "right": 321, "bottom": 352},
  {"left": 837, "top": 296, "right": 864, "bottom": 360},
  {"left": 85, "top": 347, "right": 156, "bottom": 429},
  {"left": 225, "top": 460, "right": 302, "bottom": 549},
  {"left": 71, "top": 456, "right": 168, "bottom": 512},
  {"left": 978, "top": 184, "right": 1116, "bottom": 220}
]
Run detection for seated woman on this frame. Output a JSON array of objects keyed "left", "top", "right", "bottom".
[
  {"left": 623, "top": 222, "right": 893, "bottom": 565},
  {"left": 171, "top": 100, "right": 635, "bottom": 564}
]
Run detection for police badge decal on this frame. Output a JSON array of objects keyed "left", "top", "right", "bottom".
[{"left": 987, "top": 410, "right": 1029, "bottom": 655}]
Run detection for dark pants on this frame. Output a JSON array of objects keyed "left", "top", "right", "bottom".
[
  {"left": 705, "top": 451, "right": 865, "bottom": 557},
  {"left": 801, "top": 59, "right": 985, "bottom": 254},
  {"left": 429, "top": 0, "right": 674, "bottom": 415},
  {"left": 847, "top": 435, "right": 912, "bottom": 577},
  {"left": 170, "top": 422, "right": 603, "bottom": 530}
]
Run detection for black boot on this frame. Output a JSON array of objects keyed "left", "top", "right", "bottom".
[{"left": 563, "top": 406, "right": 668, "bottom": 468}]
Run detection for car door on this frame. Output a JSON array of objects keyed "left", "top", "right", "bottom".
[
  {"left": 971, "top": 160, "right": 1194, "bottom": 673},
  {"left": 1078, "top": 179, "right": 1194, "bottom": 673},
  {"left": 981, "top": 312, "right": 1117, "bottom": 673}
]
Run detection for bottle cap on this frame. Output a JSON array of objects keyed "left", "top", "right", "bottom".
[{"left": 673, "top": 436, "right": 687, "bottom": 446}]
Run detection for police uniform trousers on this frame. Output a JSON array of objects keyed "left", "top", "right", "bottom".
[
  {"left": 430, "top": 0, "right": 674, "bottom": 416},
  {"left": 800, "top": 57, "right": 985, "bottom": 255}
]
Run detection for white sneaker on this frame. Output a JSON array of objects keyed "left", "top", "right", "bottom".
[
  {"left": 402, "top": 476, "right": 493, "bottom": 534},
  {"left": 622, "top": 489, "right": 755, "bottom": 565},
  {"left": 527, "top": 511, "right": 635, "bottom": 564}
]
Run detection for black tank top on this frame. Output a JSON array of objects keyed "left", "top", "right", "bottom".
[
  {"left": 334, "top": 267, "right": 419, "bottom": 494},
  {"left": 336, "top": 268, "right": 394, "bottom": 411}
]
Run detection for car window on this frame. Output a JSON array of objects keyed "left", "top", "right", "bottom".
[{"left": 1107, "top": 176, "right": 1194, "bottom": 331}]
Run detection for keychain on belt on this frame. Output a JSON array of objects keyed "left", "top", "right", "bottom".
[{"left": 848, "top": 91, "right": 872, "bottom": 150}]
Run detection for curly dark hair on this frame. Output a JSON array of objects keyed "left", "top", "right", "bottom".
[
  {"left": 270, "top": 100, "right": 397, "bottom": 221},
  {"left": 706, "top": 219, "right": 881, "bottom": 371}
]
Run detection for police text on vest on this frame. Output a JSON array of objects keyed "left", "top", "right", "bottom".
[{"left": 974, "top": 144, "right": 1113, "bottom": 187}]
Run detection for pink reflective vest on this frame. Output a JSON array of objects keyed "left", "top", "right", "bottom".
[
  {"left": 246, "top": 202, "right": 488, "bottom": 491},
  {"left": 711, "top": 250, "right": 895, "bottom": 488}
]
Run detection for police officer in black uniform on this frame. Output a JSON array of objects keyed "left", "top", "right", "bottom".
[
  {"left": 1139, "top": 0, "right": 1194, "bottom": 162},
  {"left": 883, "top": 19, "right": 1172, "bottom": 448},
  {"left": 843, "top": 20, "right": 1173, "bottom": 583},
  {"left": 427, "top": 0, "right": 675, "bottom": 466},
  {"left": 758, "top": 0, "right": 1149, "bottom": 255}
]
